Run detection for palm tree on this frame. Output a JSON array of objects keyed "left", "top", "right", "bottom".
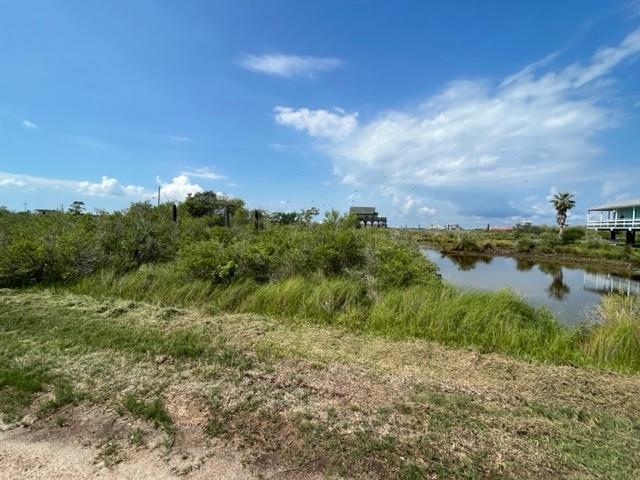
[{"left": 550, "top": 192, "right": 575, "bottom": 236}]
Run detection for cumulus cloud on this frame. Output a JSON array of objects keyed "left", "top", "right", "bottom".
[
  {"left": 239, "top": 54, "right": 343, "bottom": 78},
  {"left": 156, "top": 175, "right": 203, "bottom": 201},
  {"left": 275, "top": 29, "right": 640, "bottom": 223},
  {"left": 180, "top": 167, "right": 225, "bottom": 180},
  {"left": 0, "top": 172, "right": 147, "bottom": 199},
  {"left": 0, "top": 177, "right": 27, "bottom": 187},
  {"left": 77, "top": 176, "right": 145, "bottom": 197},
  {"left": 274, "top": 107, "right": 358, "bottom": 140},
  {"left": 22, "top": 120, "right": 38, "bottom": 129}
]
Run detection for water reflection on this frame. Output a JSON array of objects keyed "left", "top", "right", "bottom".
[
  {"left": 583, "top": 272, "right": 640, "bottom": 296},
  {"left": 515, "top": 258, "right": 535, "bottom": 272},
  {"left": 447, "top": 254, "right": 493, "bottom": 271},
  {"left": 423, "top": 248, "right": 639, "bottom": 324},
  {"left": 538, "top": 263, "right": 571, "bottom": 300}
]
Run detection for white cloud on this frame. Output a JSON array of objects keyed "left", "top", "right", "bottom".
[
  {"left": 22, "top": 120, "right": 38, "bottom": 129},
  {"left": 0, "top": 177, "right": 27, "bottom": 187},
  {"left": 77, "top": 176, "right": 145, "bottom": 197},
  {"left": 276, "top": 29, "right": 640, "bottom": 195},
  {"left": 0, "top": 172, "right": 146, "bottom": 198},
  {"left": 274, "top": 106, "right": 358, "bottom": 140},
  {"left": 419, "top": 206, "right": 437, "bottom": 216},
  {"left": 156, "top": 175, "right": 203, "bottom": 201},
  {"left": 239, "top": 54, "right": 343, "bottom": 78},
  {"left": 179, "top": 167, "right": 225, "bottom": 180}
]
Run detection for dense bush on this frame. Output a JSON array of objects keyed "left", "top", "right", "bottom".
[
  {"left": 515, "top": 236, "right": 535, "bottom": 253},
  {"left": 0, "top": 204, "right": 436, "bottom": 292},
  {"left": 0, "top": 203, "right": 178, "bottom": 286},
  {"left": 560, "top": 226, "right": 585, "bottom": 245}
]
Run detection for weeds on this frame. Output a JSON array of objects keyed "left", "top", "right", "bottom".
[{"left": 122, "top": 394, "right": 173, "bottom": 432}]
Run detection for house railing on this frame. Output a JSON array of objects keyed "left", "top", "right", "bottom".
[{"left": 586, "top": 218, "right": 640, "bottom": 229}]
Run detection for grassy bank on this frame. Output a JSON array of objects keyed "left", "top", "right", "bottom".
[
  {"left": 2, "top": 206, "right": 640, "bottom": 372},
  {"left": 67, "top": 261, "right": 640, "bottom": 373},
  {"left": 2, "top": 290, "right": 640, "bottom": 478},
  {"left": 407, "top": 227, "right": 640, "bottom": 269}
]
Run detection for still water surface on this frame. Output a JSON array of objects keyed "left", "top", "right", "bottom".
[{"left": 422, "top": 248, "right": 640, "bottom": 325}]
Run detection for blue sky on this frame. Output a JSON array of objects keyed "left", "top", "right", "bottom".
[{"left": 1, "top": 0, "right": 640, "bottom": 226}]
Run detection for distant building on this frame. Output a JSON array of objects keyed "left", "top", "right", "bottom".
[
  {"left": 429, "top": 224, "right": 461, "bottom": 231},
  {"left": 34, "top": 209, "right": 62, "bottom": 215},
  {"left": 349, "top": 206, "right": 387, "bottom": 227},
  {"left": 587, "top": 198, "right": 640, "bottom": 245}
]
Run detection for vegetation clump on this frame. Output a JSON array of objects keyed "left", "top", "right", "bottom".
[{"left": 1, "top": 200, "right": 639, "bottom": 373}]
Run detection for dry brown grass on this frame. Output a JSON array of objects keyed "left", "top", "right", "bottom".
[{"left": 2, "top": 289, "right": 640, "bottom": 479}]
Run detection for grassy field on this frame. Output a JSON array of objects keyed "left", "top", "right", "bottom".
[{"left": 2, "top": 289, "right": 640, "bottom": 479}]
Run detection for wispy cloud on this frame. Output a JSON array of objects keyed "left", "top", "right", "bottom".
[
  {"left": 275, "top": 28, "right": 640, "bottom": 220},
  {"left": 22, "top": 120, "right": 38, "bottom": 130},
  {"left": 418, "top": 206, "right": 437, "bottom": 216},
  {"left": 274, "top": 107, "right": 358, "bottom": 140},
  {"left": 0, "top": 177, "right": 27, "bottom": 187},
  {"left": 239, "top": 54, "right": 343, "bottom": 78},
  {"left": 179, "top": 167, "right": 225, "bottom": 180},
  {"left": 628, "top": 0, "right": 640, "bottom": 19}
]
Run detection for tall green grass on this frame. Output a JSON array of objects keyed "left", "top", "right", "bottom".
[
  {"left": 583, "top": 295, "right": 640, "bottom": 372},
  {"left": 367, "top": 287, "right": 577, "bottom": 363},
  {"left": 66, "top": 262, "right": 640, "bottom": 373}
]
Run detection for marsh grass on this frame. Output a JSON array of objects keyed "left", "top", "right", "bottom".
[
  {"left": 65, "top": 261, "right": 640, "bottom": 372},
  {"left": 584, "top": 295, "right": 640, "bottom": 372},
  {"left": 410, "top": 228, "right": 640, "bottom": 266}
]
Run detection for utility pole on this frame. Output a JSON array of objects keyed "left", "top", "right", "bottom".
[{"left": 157, "top": 186, "right": 161, "bottom": 207}]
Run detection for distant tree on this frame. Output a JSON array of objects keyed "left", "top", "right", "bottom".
[
  {"left": 68, "top": 201, "right": 85, "bottom": 215},
  {"left": 182, "top": 191, "right": 246, "bottom": 226},
  {"left": 270, "top": 211, "right": 300, "bottom": 225},
  {"left": 550, "top": 192, "right": 575, "bottom": 236},
  {"left": 183, "top": 191, "right": 219, "bottom": 217},
  {"left": 300, "top": 207, "right": 320, "bottom": 225}
]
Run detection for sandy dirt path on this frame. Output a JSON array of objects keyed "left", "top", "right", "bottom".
[{"left": 0, "top": 425, "right": 253, "bottom": 480}]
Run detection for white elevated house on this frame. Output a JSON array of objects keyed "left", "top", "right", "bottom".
[{"left": 587, "top": 198, "right": 640, "bottom": 245}]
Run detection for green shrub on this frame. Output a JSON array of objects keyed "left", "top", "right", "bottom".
[
  {"left": 560, "top": 226, "right": 585, "bottom": 245},
  {"left": 368, "top": 236, "right": 437, "bottom": 288},
  {"left": 0, "top": 239, "right": 47, "bottom": 286},
  {"left": 177, "top": 240, "right": 236, "bottom": 284},
  {"left": 450, "top": 233, "right": 481, "bottom": 253},
  {"left": 515, "top": 236, "right": 535, "bottom": 253}
]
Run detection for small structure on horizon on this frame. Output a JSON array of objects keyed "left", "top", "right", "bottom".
[
  {"left": 587, "top": 198, "right": 640, "bottom": 245},
  {"left": 429, "top": 224, "right": 461, "bottom": 231},
  {"left": 349, "top": 206, "right": 387, "bottom": 227},
  {"left": 34, "top": 209, "right": 62, "bottom": 215}
]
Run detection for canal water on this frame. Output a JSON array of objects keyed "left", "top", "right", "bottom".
[{"left": 422, "top": 248, "right": 640, "bottom": 325}]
